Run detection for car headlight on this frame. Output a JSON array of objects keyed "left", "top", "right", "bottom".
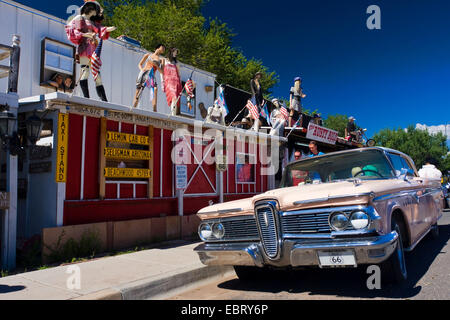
[
  {"left": 199, "top": 223, "right": 212, "bottom": 240},
  {"left": 350, "top": 211, "right": 370, "bottom": 229},
  {"left": 212, "top": 223, "right": 225, "bottom": 239},
  {"left": 329, "top": 212, "right": 349, "bottom": 231}
]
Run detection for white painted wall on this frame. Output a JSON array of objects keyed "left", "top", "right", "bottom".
[{"left": 0, "top": 0, "right": 216, "bottom": 121}]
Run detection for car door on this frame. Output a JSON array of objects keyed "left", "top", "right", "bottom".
[
  {"left": 386, "top": 153, "right": 423, "bottom": 240},
  {"left": 399, "top": 155, "right": 438, "bottom": 236}
]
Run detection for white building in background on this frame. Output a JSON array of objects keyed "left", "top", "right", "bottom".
[{"left": 0, "top": 0, "right": 216, "bottom": 119}]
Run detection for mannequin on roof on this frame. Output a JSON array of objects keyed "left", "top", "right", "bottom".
[
  {"left": 205, "top": 102, "right": 226, "bottom": 126},
  {"left": 163, "top": 48, "right": 182, "bottom": 116},
  {"left": 65, "top": 1, "right": 116, "bottom": 101}
]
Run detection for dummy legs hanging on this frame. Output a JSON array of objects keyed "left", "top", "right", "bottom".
[{"left": 79, "top": 56, "right": 108, "bottom": 102}]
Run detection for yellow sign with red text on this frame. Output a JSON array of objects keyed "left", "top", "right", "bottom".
[
  {"left": 104, "top": 168, "right": 151, "bottom": 179},
  {"left": 106, "top": 131, "right": 150, "bottom": 146},
  {"left": 55, "top": 113, "right": 69, "bottom": 182}
]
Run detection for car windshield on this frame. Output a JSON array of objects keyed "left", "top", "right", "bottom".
[{"left": 280, "top": 149, "right": 395, "bottom": 188}]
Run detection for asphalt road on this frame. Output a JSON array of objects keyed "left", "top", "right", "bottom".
[{"left": 168, "top": 210, "right": 450, "bottom": 300}]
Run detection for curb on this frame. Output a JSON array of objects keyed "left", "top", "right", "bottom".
[
  {"left": 119, "top": 265, "right": 235, "bottom": 300},
  {"left": 73, "top": 265, "right": 235, "bottom": 300}
]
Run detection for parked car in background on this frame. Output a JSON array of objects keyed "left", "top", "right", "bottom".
[
  {"left": 442, "top": 182, "right": 450, "bottom": 209},
  {"left": 195, "top": 148, "right": 444, "bottom": 284}
]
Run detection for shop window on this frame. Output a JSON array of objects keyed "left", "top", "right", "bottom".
[
  {"left": 236, "top": 153, "right": 256, "bottom": 184},
  {"left": 180, "top": 81, "right": 196, "bottom": 118},
  {"left": 40, "top": 38, "right": 76, "bottom": 92}
]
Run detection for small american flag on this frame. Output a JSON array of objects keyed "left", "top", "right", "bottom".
[
  {"left": 280, "top": 104, "right": 289, "bottom": 121},
  {"left": 91, "top": 39, "right": 103, "bottom": 81},
  {"left": 260, "top": 102, "right": 270, "bottom": 124},
  {"left": 215, "top": 85, "right": 229, "bottom": 117},
  {"left": 245, "top": 99, "right": 259, "bottom": 120},
  {"left": 185, "top": 79, "right": 195, "bottom": 98}
]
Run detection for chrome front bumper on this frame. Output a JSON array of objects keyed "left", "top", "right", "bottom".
[{"left": 194, "top": 231, "right": 399, "bottom": 268}]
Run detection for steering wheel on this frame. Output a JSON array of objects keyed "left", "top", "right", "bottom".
[{"left": 354, "top": 169, "right": 383, "bottom": 178}]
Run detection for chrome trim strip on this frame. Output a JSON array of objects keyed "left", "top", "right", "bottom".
[
  {"left": 283, "top": 229, "right": 378, "bottom": 240},
  {"left": 291, "top": 231, "right": 398, "bottom": 250},
  {"left": 328, "top": 192, "right": 375, "bottom": 200},
  {"left": 199, "top": 208, "right": 244, "bottom": 215},
  {"left": 293, "top": 197, "right": 329, "bottom": 205},
  {"left": 373, "top": 190, "right": 420, "bottom": 202},
  {"left": 203, "top": 214, "right": 254, "bottom": 222},
  {"left": 293, "top": 193, "right": 375, "bottom": 206},
  {"left": 404, "top": 226, "right": 432, "bottom": 252}
]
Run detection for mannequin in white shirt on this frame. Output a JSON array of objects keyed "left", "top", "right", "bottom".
[{"left": 418, "top": 158, "right": 442, "bottom": 180}]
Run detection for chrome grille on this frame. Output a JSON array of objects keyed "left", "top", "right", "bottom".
[
  {"left": 204, "top": 217, "right": 259, "bottom": 241},
  {"left": 281, "top": 212, "right": 332, "bottom": 233},
  {"left": 281, "top": 210, "right": 355, "bottom": 235},
  {"left": 256, "top": 203, "right": 279, "bottom": 259},
  {"left": 221, "top": 218, "right": 259, "bottom": 240}
]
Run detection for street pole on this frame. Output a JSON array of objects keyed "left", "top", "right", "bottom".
[
  {"left": 178, "top": 188, "right": 184, "bottom": 239},
  {"left": 1, "top": 35, "right": 20, "bottom": 271}
]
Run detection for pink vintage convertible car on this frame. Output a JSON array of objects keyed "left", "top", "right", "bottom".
[{"left": 194, "top": 147, "right": 444, "bottom": 284}]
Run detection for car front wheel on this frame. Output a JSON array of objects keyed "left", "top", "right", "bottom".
[{"left": 380, "top": 216, "right": 408, "bottom": 284}]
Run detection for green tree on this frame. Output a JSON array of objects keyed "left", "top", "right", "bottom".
[
  {"left": 323, "top": 114, "right": 349, "bottom": 137},
  {"left": 373, "top": 126, "right": 449, "bottom": 171},
  {"left": 98, "top": 0, "right": 278, "bottom": 93}
]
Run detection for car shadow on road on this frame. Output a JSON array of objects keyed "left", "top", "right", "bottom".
[
  {"left": 0, "top": 285, "right": 26, "bottom": 294},
  {"left": 217, "top": 223, "right": 450, "bottom": 299}
]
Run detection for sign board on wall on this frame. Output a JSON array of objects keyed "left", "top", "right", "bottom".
[
  {"left": 104, "top": 168, "right": 151, "bottom": 179},
  {"left": 176, "top": 165, "right": 188, "bottom": 190},
  {"left": 306, "top": 123, "right": 338, "bottom": 145},
  {"left": 104, "top": 148, "right": 152, "bottom": 161},
  {"left": 0, "top": 192, "right": 10, "bottom": 209},
  {"left": 106, "top": 131, "right": 150, "bottom": 146},
  {"left": 98, "top": 117, "right": 154, "bottom": 199},
  {"left": 216, "top": 155, "right": 228, "bottom": 172},
  {"left": 55, "top": 113, "right": 69, "bottom": 182}
]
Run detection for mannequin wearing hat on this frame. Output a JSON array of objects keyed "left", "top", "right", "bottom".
[
  {"left": 269, "top": 98, "right": 287, "bottom": 136},
  {"left": 289, "top": 77, "right": 306, "bottom": 127},
  {"left": 345, "top": 116, "right": 358, "bottom": 141},
  {"left": 65, "top": 1, "right": 116, "bottom": 101}
]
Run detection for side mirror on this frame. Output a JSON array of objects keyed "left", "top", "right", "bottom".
[{"left": 399, "top": 168, "right": 414, "bottom": 181}]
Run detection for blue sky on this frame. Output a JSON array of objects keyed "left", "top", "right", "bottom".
[{"left": 13, "top": 0, "right": 450, "bottom": 139}]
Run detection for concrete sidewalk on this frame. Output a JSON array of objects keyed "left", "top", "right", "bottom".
[{"left": 0, "top": 240, "right": 234, "bottom": 300}]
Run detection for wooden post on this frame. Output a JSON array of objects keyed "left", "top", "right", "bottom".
[
  {"left": 148, "top": 125, "right": 154, "bottom": 199},
  {"left": 8, "top": 35, "right": 20, "bottom": 94},
  {"left": 99, "top": 117, "right": 107, "bottom": 200}
]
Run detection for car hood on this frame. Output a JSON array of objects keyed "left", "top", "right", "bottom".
[{"left": 197, "top": 178, "right": 423, "bottom": 219}]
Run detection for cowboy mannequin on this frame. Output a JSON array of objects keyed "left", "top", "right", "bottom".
[
  {"left": 289, "top": 76, "right": 306, "bottom": 127},
  {"left": 66, "top": 1, "right": 116, "bottom": 101}
]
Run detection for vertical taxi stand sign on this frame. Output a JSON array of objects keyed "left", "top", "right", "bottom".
[
  {"left": 55, "top": 113, "right": 69, "bottom": 183},
  {"left": 98, "top": 117, "right": 154, "bottom": 200}
]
